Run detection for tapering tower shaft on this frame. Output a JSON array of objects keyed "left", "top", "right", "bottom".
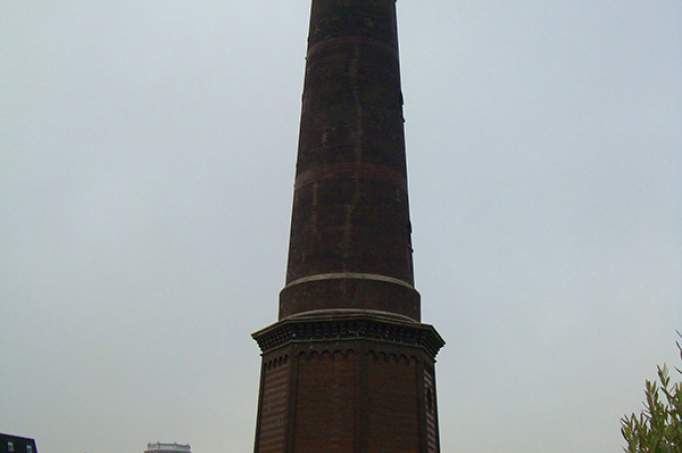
[
  {"left": 280, "top": 0, "right": 420, "bottom": 321},
  {"left": 252, "top": 2, "right": 444, "bottom": 452}
]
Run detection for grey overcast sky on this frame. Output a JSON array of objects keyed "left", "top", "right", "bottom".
[{"left": 1, "top": 1, "right": 680, "bottom": 452}]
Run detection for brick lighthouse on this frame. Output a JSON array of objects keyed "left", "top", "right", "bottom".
[{"left": 252, "top": 1, "right": 445, "bottom": 452}]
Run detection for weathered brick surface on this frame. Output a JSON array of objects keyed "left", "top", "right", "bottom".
[
  {"left": 281, "top": 0, "right": 418, "bottom": 319},
  {"left": 279, "top": 277, "right": 421, "bottom": 321},
  {"left": 295, "top": 350, "right": 357, "bottom": 451},
  {"left": 253, "top": 1, "right": 444, "bottom": 451},
  {"left": 366, "top": 351, "right": 420, "bottom": 452},
  {"left": 255, "top": 357, "right": 290, "bottom": 453},
  {"left": 424, "top": 368, "right": 440, "bottom": 453},
  {"left": 253, "top": 342, "right": 439, "bottom": 453}
]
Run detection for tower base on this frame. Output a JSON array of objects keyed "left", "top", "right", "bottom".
[{"left": 252, "top": 313, "right": 444, "bottom": 453}]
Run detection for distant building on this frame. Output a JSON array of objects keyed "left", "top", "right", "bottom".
[
  {"left": 0, "top": 434, "right": 38, "bottom": 453},
  {"left": 145, "top": 442, "right": 191, "bottom": 453}
]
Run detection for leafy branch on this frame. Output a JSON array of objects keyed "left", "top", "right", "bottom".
[{"left": 621, "top": 333, "right": 682, "bottom": 452}]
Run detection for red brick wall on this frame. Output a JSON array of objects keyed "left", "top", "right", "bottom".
[
  {"left": 294, "top": 350, "right": 357, "bottom": 452},
  {"left": 424, "top": 368, "right": 438, "bottom": 453},
  {"left": 256, "top": 355, "right": 289, "bottom": 453},
  {"left": 367, "top": 351, "right": 420, "bottom": 453},
  {"left": 253, "top": 343, "right": 439, "bottom": 453}
]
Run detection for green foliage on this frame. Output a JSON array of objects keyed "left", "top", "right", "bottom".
[{"left": 621, "top": 337, "right": 682, "bottom": 452}]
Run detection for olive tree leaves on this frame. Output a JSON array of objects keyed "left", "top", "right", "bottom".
[{"left": 621, "top": 333, "right": 682, "bottom": 452}]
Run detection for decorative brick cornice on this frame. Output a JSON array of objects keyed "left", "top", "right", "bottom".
[{"left": 253, "top": 314, "right": 445, "bottom": 358}]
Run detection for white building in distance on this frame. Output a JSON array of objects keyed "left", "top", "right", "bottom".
[{"left": 145, "top": 443, "right": 191, "bottom": 453}]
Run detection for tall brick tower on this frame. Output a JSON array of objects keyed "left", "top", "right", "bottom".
[{"left": 252, "top": 1, "right": 445, "bottom": 452}]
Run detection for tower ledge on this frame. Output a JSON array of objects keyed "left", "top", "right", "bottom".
[{"left": 253, "top": 312, "right": 445, "bottom": 359}]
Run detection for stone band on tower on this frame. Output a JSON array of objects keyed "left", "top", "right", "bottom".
[{"left": 252, "top": 1, "right": 444, "bottom": 452}]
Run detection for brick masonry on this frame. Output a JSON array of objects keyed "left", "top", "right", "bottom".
[
  {"left": 252, "top": 1, "right": 445, "bottom": 451},
  {"left": 253, "top": 341, "right": 441, "bottom": 453},
  {"left": 280, "top": 0, "right": 419, "bottom": 320}
]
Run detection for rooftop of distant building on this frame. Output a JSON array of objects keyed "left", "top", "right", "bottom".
[{"left": 145, "top": 443, "right": 191, "bottom": 453}]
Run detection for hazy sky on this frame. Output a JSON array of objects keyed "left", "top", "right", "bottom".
[{"left": 1, "top": 1, "right": 680, "bottom": 452}]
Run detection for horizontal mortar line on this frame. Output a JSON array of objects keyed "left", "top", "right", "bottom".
[
  {"left": 258, "top": 447, "right": 285, "bottom": 453},
  {"left": 307, "top": 35, "right": 399, "bottom": 60},
  {"left": 258, "top": 447, "right": 284, "bottom": 453},
  {"left": 284, "top": 308, "right": 418, "bottom": 323},
  {"left": 286, "top": 272, "right": 414, "bottom": 289},
  {"left": 261, "top": 409, "right": 287, "bottom": 417},
  {"left": 264, "top": 375, "right": 288, "bottom": 383},
  {"left": 259, "top": 446, "right": 285, "bottom": 451},
  {"left": 264, "top": 375, "right": 288, "bottom": 382},
  {"left": 294, "top": 162, "right": 407, "bottom": 191},
  {"left": 261, "top": 398, "right": 287, "bottom": 404},
  {"left": 259, "top": 421, "right": 287, "bottom": 431},
  {"left": 258, "top": 431, "right": 287, "bottom": 440},
  {"left": 260, "top": 417, "right": 287, "bottom": 426},
  {"left": 257, "top": 442, "right": 285, "bottom": 451},
  {"left": 258, "top": 435, "right": 285, "bottom": 440},
  {"left": 256, "top": 336, "right": 437, "bottom": 356},
  {"left": 258, "top": 440, "right": 285, "bottom": 449},
  {"left": 264, "top": 374, "right": 288, "bottom": 382},
  {"left": 259, "top": 425, "right": 286, "bottom": 434},
  {"left": 260, "top": 417, "right": 288, "bottom": 428},
  {"left": 262, "top": 392, "right": 287, "bottom": 400},
  {"left": 295, "top": 149, "right": 404, "bottom": 163},
  {"left": 258, "top": 435, "right": 285, "bottom": 442},
  {"left": 260, "top": 412, "right": 288, "bottom": 421},
  {"left": 262, "top": 393, "right": 287, "bottom": 400},
  {"left": 264, "top": 371, "right": 289, "bottom": 379},
  {"left": 263, "top": 386, "right": 287, "bottom": 396},
  {"left": 261, "top": 403, "right": 288, "bottom": 411},
  {"left": 261, "top": 391, "right": 287, "bottom": 400}
]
